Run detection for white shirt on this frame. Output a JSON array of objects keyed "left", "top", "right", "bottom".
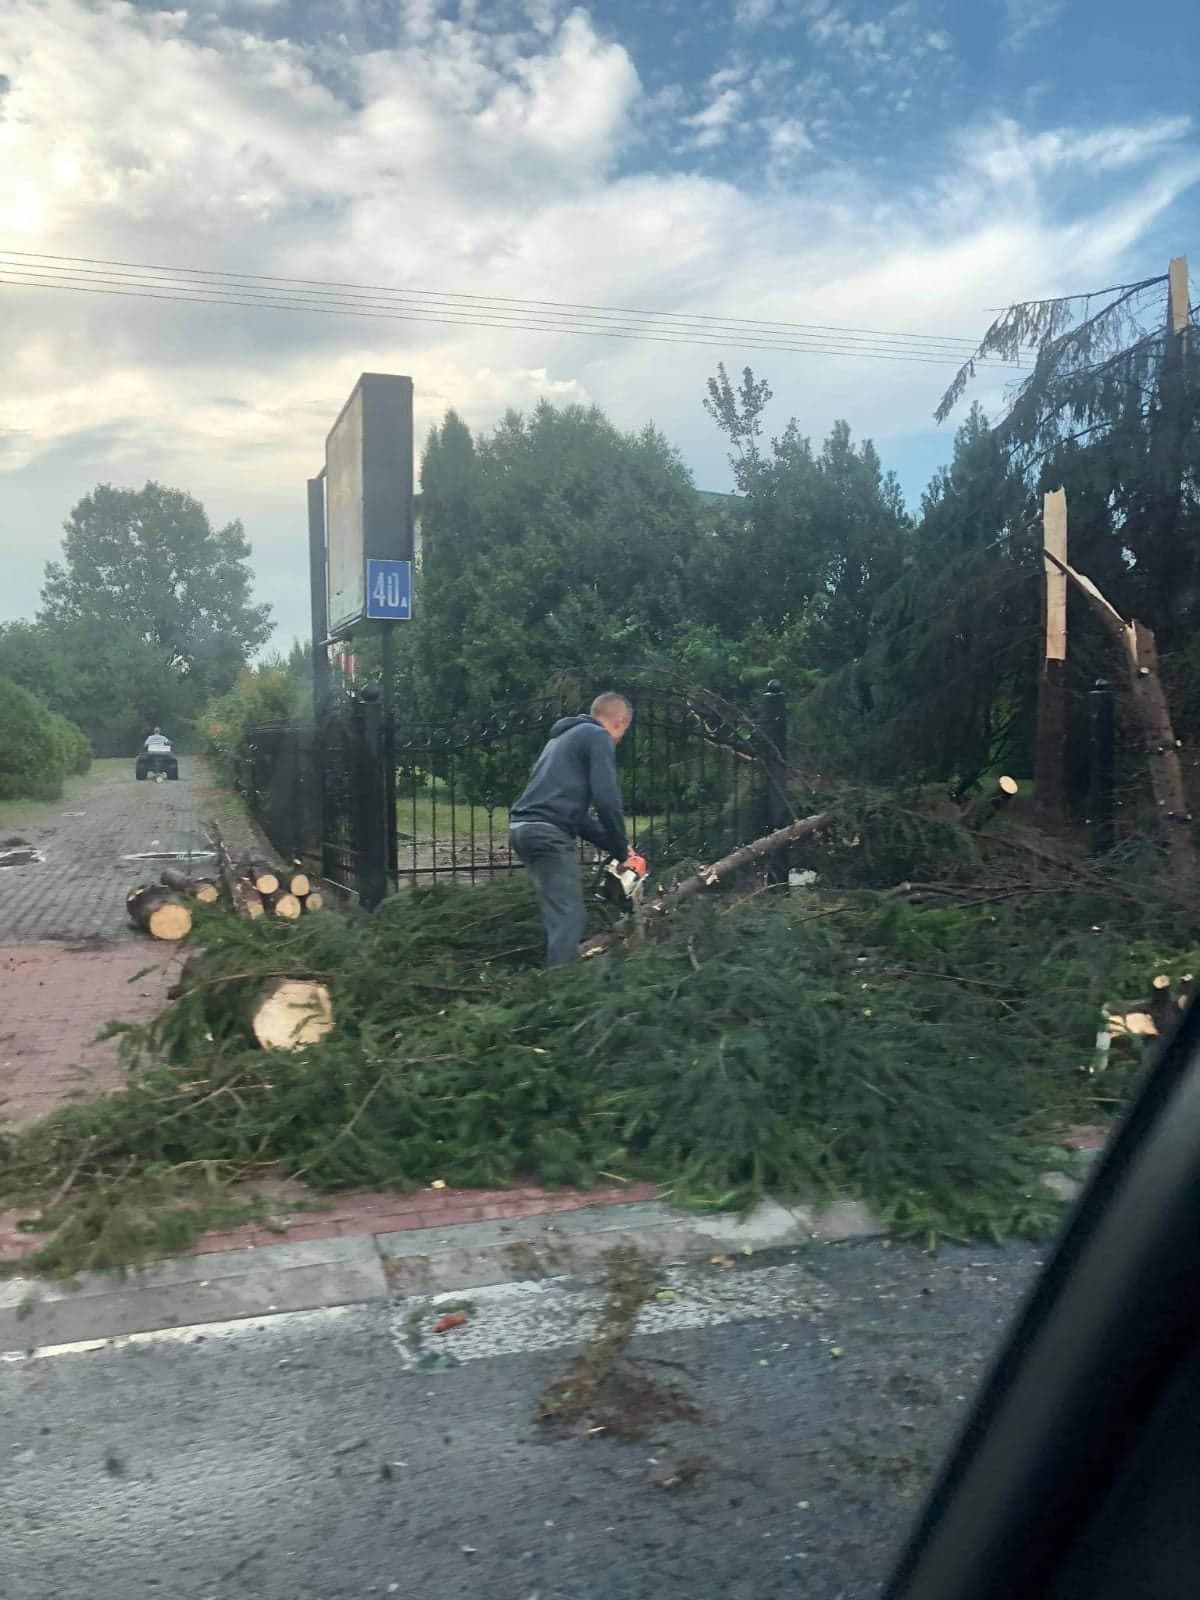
[{"left": 145, "top": 735, "right": 171, "bottom": 752}]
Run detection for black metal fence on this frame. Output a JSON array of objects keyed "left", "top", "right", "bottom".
[{"left": 239, "top": 682, "right": 788, "bottom": 907}]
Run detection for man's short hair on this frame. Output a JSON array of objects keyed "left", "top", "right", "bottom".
[{"left": 590, "top": 692, "right": 632, "bottom": 724}]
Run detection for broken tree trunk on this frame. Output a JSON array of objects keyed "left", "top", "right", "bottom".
[
  {"left": 160, "top": 867, "right": 220, "bottom": 904},
  {"left": 127, "top": 886, "right": 193, "bottom": 942},
  {"left": 579, "top": 810, "right": 837, "bottom": 959},
  {"left": 1044, "top": 550, "right": 1195, "bottom": 879},
  {"left": 251, "top": 979, "right": 334, "bottom": 1050}
]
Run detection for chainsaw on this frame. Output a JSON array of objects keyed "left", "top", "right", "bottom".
[{"left": 594, "top": 853, "right": 649, "bottom": 909}]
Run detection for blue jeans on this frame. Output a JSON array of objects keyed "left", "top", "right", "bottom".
[{"left": 509, "top": 822, "right": 585, "bottom": 966}]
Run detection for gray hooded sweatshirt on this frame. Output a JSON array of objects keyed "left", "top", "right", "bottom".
[{"left": 509, "top": 715, "right": 628, "bottom": 860}]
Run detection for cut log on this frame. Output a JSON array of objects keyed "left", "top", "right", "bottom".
[
  {"left": 160, "top": 867, "right": 220, "bottom": 905},
  {"left": 962, "top": 776, "right": 1020, "bottom": 830},
  {"left": 303, "top": 891, "right": 324, "bottom": 913},
  {"left": 286, "top": 870, "right": 311, "bottom": 898},
  {"left": 242, "top": 859, "right": 281, "bottom": 896},
  {"left": 251, "top": 979, "right": 334, "bottom": 1051},
  {"left": 580, "top": 811, "right": 837, "bottom": 958},
  {"left": 265, "top": 891, "right": 303, "bottom": 921},
  {"left": 233, "top": 881, "right": 265, "bottom": 920},
  {"left": 127, "top": 885, "right": 193, "bottom": 942}
]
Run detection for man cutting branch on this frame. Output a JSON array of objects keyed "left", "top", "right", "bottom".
[{"left": 509, "top": 692, "right": 646, "bottom": 966}]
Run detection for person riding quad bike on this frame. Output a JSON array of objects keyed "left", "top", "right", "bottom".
[{"left": 135, "top": 727, "right": 179, "bottom": 781}]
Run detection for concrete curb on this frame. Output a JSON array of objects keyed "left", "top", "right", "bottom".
[{"left": 0, "top": 1197, "right": 885, "bottom": 1355}]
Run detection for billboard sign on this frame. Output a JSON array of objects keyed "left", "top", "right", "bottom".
[
  {"left": 325, "top": 385, "right": 365, "bottom": 635},
  {"left": 323, "top": 373, "right": 414, "bottom": 637}
]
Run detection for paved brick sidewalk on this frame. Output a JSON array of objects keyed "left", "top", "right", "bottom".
[
  {"left": 0, "top": 756, "right": 265, "bottom": 944},
  {"left": 0, "top": 942, "right": 179, "bottom": 1125},
  {"left": 0, "top": 757, "right": 664, "bottom": 1270}
]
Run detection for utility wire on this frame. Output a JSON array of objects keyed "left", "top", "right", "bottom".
[
  {"left": 0, "top": 251, "right": 1025, "bottom": 369},
  {"left": 1, "top": 247, "right": 994, "bottom": 352}
]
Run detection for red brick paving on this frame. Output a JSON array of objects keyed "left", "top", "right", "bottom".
[
  {"left": 189, "top": 1181, "right": 659, "bottom": 1257},
  {"left": 0, "top": 942, "right": 180, "bottom": 1125},
  {"left": 0, "top": 1179, "right": 658, "bottom": 1264}
]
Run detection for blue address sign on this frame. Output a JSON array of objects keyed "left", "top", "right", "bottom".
[{"left": 365, "top": 559, "right": 413, "bottom": 620}]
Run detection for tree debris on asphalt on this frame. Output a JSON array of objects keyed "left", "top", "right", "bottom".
[{"left": 4, "top": 791, "right": 1200, "bottom": 1274}]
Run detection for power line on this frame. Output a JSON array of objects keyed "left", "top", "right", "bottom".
[
  {"left": 0, "top": 253, "right": 1026, "bottom": 370},
  {"left": 0, "top": 247, "right": 996, "bottom": 354}
]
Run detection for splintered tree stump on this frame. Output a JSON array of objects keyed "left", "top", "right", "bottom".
[
  {"left": 265, "top": 892, "right": 303, "bottom": 921},
  {"left": 251, "top": 980, "right": 334, "bottom": 1051},
  {"left": 303, "top": 891, "right": 324, "bottom": 914},
  {"left": 127, "top": 885, "right": 193, "bottom": 942},
  {"left": 160, "top": 867, "right": 220, "bottom": 904}
]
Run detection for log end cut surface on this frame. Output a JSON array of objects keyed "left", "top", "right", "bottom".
[
  {"left": 252, "top": 980, "right": 334, "bottom": 1051},
  {"left": 147, "top": 901, "right": 193, "bottom": 942}
]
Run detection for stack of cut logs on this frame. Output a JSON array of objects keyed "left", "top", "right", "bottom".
[
  {"left": 227, "top": 859, "right": 325, "bottom": 923},
  {"left": 127, "top": 858, "right": 324, "bottom": 943}
]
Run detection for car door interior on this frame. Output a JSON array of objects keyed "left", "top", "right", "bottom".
[{"left": 883, "top": 997, "right": 1200, "bottom": 1600}]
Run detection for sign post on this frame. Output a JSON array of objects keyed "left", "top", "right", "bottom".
[{"left": 309, "top": 372, "right": 416, "bottom": 905}]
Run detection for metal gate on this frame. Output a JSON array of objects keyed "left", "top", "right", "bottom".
[
  {"left": 241, "top": 682, "right": 788, "bottom": 904},
  {"left": 389, "top": 684, "right": 787, "bottom": 886}
]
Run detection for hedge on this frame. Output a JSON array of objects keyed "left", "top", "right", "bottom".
[
  {"left": 47, "top": 712, "right": 92, "bottom": 777},
  {"left": 0, "top": 678, "right": 90, "bottom": 800}
]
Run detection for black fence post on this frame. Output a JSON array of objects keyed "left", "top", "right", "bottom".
[
  {"left": 760, "top": 678, "right": 789, "bottom": 885},
  {"left": 1087, "top": 678, "right": 1116, "bottom": 854},
  {"left": 355, "top": 685, "right": 389, "bottom": 909}
]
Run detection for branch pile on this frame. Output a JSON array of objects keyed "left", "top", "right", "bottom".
[{"left": 7, "top": 814, "right": 1198, "bottom": 1275}]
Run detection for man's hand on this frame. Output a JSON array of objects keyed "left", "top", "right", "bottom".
[{"left": 625, "top": 851, "right": 647, "bottom": 876}]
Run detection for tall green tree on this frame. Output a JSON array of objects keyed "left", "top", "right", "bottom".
[
  {"left": 701, "top": 364, "right": 911, "bottom": 665},
  {"left": 40, "top": 482, "right": 272, "bottom": 699},
  {"left": 407, "top": 402, "right": 702, "bottom": 720}
]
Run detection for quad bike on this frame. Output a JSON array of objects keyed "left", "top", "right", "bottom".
[{"left": 135, "top": 741, "right": 180, "bottom": 782}]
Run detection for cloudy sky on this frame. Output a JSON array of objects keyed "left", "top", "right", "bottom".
[{"left": 1, "top": 0, "right": 1196, "bottom": 649}]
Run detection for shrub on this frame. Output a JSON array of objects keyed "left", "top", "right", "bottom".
[
  {"left": 46, "top": 712, "right": 92, "bottom": 776},
  {"left": 0, "top": 677, "right": 68, "bottom": 800}
]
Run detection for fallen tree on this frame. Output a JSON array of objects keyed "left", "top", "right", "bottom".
[{"left": 580, "top": 810, "right": 837, "bottom": 957}]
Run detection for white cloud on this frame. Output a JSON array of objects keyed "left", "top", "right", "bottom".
[
  {"left": 734, "top": 0, "right": 781, "bottom": 24},
  {"left": 0, "top": 0, "right": 1196, "bottom": 644},
  {"left": 963, "top": 115, "right": 1197, "bottom": 187},
  {"left": 683, "top": 88, "right": 744, "bottom": 150},
  {"left": 1002, "top": 0, "right": 1065, "bottom": 52}
]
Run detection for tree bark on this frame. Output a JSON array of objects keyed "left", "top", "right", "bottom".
[
  {"left": 127, "top": 885, "right": 193, "bottom": 942},
  {"left": 579, "top": 810, "right": 837, "bottom": 958},
  {"left": 160, "top": 867, "right": 220, "bottom": 904}
]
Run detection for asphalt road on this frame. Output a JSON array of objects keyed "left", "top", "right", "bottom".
[{"left": 1, "top": 1240, "right": 1044, "bottom": 1600}]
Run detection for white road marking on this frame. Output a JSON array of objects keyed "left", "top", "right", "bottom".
[
  {"left": 0, "top": 1302, "right": 362, "bottom": 1363},
  {"left": 2, "top": 1262, "right": 835, "bottom": 1368},
  {"left": 389, "top": 1262, "right": 835, "bottom": 1369}
]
